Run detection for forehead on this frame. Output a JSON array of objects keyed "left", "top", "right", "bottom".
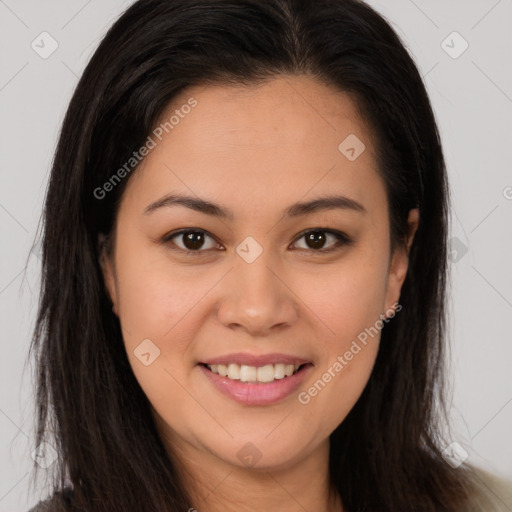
[
  {"left": 164, "top": 75, "right": 373, "bottom": 153},
  {"left": 120, "top": 75, "right": 384, "bottom": 218}
]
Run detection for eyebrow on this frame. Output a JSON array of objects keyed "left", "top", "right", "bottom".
[{"left": 143, "top": 193, "right": 367, "bottom": 219}]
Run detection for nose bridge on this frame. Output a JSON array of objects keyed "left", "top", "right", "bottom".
[{"left": 217, "top": 241, "right": 298, "bottom": 333}]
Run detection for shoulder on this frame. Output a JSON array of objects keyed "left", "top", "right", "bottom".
[
  {"left": 465, "top": 465, "right": 512, "bottom": 512},
  {"left": 27, "top": 487, "right": 74, "bottom": 512},
  {"left": 27, "top": 497, "right": 57, "bottom": 512}
]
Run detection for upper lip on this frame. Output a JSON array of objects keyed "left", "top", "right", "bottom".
[{"left": 200, "top": 353, "right": 311, "bottom": 367}]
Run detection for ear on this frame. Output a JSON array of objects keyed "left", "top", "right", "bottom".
[
  {"left": 98, "top": 233, "right": 119, "bottom": 315},
  {"left": 384, "top": 208, "right": 419, "bottom": 314}
]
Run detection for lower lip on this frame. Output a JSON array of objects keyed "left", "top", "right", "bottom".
[{"left": 198, "top": 364, "right": 313, "bottom": 406}]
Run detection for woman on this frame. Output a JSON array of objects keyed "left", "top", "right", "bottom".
[{"left": 27, "top": 0, "right": 512, "bottom": 510}]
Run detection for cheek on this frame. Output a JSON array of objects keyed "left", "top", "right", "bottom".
[
  {"left": 297, "top": 249, "right": 390, "bottom": 340},
  {"left": 114, "top": 255, "right": 205, "bottom": 427},
  {"left": 112, "top": 244, "right": 203, "bottom": 393},
  {"left": 296, "top": 284, "right": 382, "bottom": 437},
  {"left": 114, "top": 241, "right": 199, "bottom": 339},
  {"left": 292, "top": 254, "right": 388, "bottom": 428}
]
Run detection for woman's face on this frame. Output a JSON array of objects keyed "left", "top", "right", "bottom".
[{"left": 100, "top": 75, "right": 417, "bottom": 472}]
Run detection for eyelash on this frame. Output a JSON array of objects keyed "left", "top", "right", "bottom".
[{"left": 162, "top": 228, "right": 353, "bottom": 256}]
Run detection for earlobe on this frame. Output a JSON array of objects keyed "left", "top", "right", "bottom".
[{"left": 98, "top": 234, "right": 119, "bottom": 315}]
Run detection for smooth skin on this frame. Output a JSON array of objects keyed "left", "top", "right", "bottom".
[{"left": 99, "top": 74, "right": 419, "bottom": 512}]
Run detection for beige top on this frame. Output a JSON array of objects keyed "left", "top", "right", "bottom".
[
  {"left": 466, "top": 466, "right": 512, "bottom": 511},
  {"left": 27, "top": 466, "right": 512, "bottom": 511}
]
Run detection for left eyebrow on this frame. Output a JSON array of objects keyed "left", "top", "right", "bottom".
[{"left": 143, "top": 193, "right": 367, "bottom": 219}]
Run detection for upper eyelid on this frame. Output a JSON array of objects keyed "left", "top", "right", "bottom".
[{"left": 164, "top": 227, "right": 350, "bottom": 251}]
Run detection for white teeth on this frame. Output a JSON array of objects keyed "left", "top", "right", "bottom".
[
  {"left": 284, "top": 364, "right": 295, "bottom": 377},
  {"left": 274, "top": 363, "right": 285, "bottom": 379},
  {"left": 227, "top": 363, "right": 240, "bottom": 380},
  {"left": 206, "top": 362, "right": 301, "bottom": 382},
  {"left": 257, "top": 364, "right": 275, "bottom": 383},
  {"left": 240, "top": 365, "right": 257, "bottom": 382}
]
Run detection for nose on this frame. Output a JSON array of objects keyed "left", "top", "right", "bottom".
[{"left": 216, "top": 251, "right": 299, "bottom": 337}]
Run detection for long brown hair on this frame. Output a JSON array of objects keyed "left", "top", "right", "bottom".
[{"left": 28, "top": 0, "right": 485, "bottom": 510}]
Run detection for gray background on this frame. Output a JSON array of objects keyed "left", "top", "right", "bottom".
[{"left": 0, "top": 0, "right": 511, "bottom": 510}]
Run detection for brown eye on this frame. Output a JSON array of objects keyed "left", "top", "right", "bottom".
[
  {"left": 304, "top": 231, "right": 328, "bottom": 250},
  {"left": 163, "top": 228, "right": 352, "bottom": 256},
  {"left": 165, "top": 229, "right": 220, "bottom": 253},
  {"left": 292, "top": 229, "right": 352, "bottom": 252}
]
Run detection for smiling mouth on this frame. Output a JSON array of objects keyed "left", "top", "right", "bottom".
[{"left": 200, "top": 362, "right": 309, "bottom": 383}]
